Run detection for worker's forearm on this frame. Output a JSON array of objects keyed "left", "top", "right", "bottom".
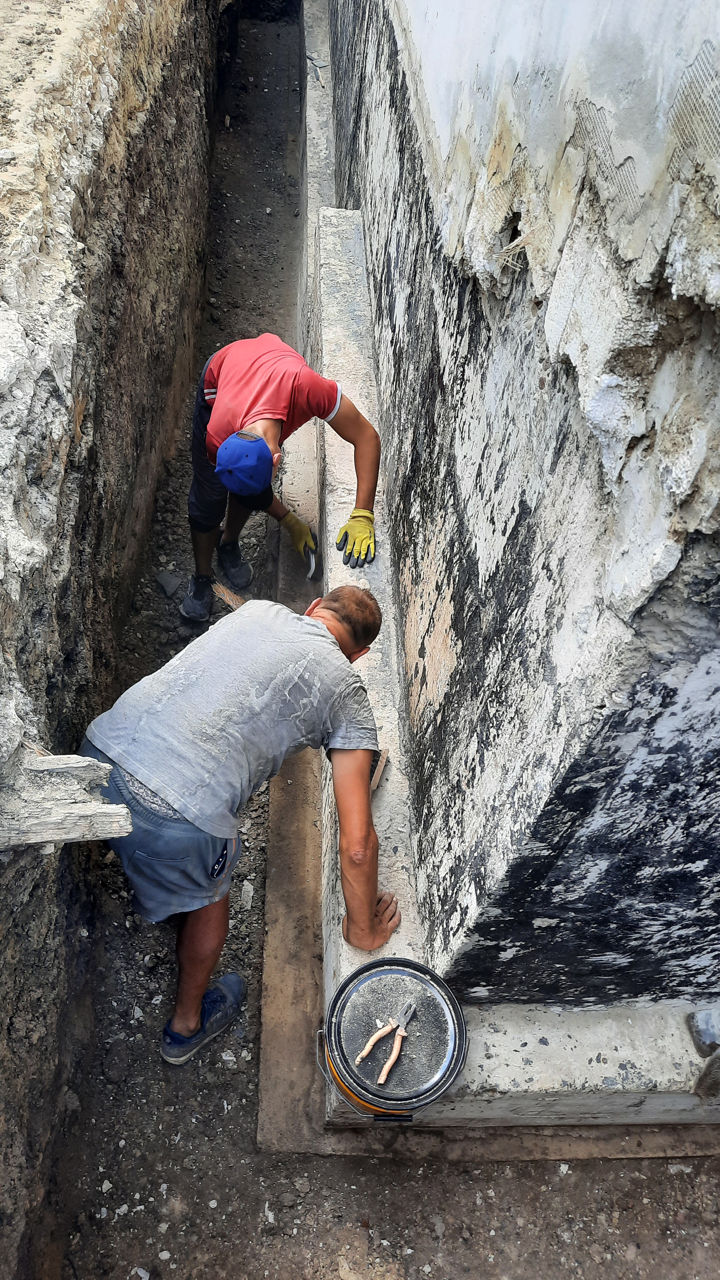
[
  {"left": 267, "top": 495, "right": 289, "bottom": 521},
  {"left": 340, "top": 835, "right": 379, "bottom": 945},
  {"left": 353, "top": 427, "right": 381, "bottom": 512}
]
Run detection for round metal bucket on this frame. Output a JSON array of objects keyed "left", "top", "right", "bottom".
[{"left": 318, "top": 957, "right": 467, "bottom": 1121}]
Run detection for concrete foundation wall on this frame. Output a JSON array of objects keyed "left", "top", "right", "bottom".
[
  {"left": 328, "top": 0, "right": 720, "bottom": 1000},
  {"left": 0, "top": 1, "right": 220, "bottom": 1268}
]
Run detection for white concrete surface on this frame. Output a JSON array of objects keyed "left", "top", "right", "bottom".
[
  {"left": 427, "top": 1003, "right": 720, "bottom": 1127},
  {"left": 356, "top": 1, "right": 720, "bottom": 616},
  {"left": 310, "top": 205, "right": 426, "bottom": 1004},
  {"left": 394, "top": 2, "right": 719, "bottom": 277}
]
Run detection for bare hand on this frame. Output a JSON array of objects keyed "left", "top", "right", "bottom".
[{"left": 342, "top": 890, "right": 401, "bottom": 951}]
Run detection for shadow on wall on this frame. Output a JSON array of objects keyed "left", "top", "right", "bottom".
[{"left": 241, "top": 0, "right": 302, "bottom": 20}]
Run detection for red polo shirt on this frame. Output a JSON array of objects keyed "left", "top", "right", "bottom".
[{"left": 203, "top": 334, "right": 341, "bottom": 463}]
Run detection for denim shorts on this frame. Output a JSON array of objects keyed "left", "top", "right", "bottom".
[
  {"left": 80, "top": 738, "right": 242, "bottom": 922},
  {"left": 187, "top": 357, "right": 230, "bottom": 532}
]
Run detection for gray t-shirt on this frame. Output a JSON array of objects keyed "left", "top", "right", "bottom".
[{"left": 87, "top": 600, "right": 378, "bottom": 838}]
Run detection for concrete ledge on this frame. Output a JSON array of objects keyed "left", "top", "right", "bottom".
[
  {"left": 409, "top": 1003, "right": 720, "bottom": 1127},
  {"left": 309, "top": 206, "right": 425, "bottom": 994}
]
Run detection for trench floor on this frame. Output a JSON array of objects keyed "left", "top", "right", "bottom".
[{"left": 38, "top": 15, "right": 720, "bottom": 1280}]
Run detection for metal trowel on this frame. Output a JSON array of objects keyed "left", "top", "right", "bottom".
[{"left": 304, "top": 543, "right": 323, "bottom": 581}]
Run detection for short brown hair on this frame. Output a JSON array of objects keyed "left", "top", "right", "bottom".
[{"left": 321, "top": 586, "right": 382, "bottom": 649}]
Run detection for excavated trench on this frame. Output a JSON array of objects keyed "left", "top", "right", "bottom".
[
  {"left": 17, "top": 7, "right": 304, "bottom": 1276},
  {"left": 6, "top": 4, "right": 720, "bottom": 1278}
]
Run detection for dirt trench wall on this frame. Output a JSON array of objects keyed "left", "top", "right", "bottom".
[
  {"left": 328, "top": 0, "right": 720, "bottom": 1001},
  {"left": 0, "top": 1, "right": 221, "bottom": 1269}
]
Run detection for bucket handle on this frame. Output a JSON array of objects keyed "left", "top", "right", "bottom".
[{"left": 316, "top": 1029, "right": 414, "bottom": 1124}]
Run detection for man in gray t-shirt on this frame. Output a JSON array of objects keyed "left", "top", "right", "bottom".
[{"left": 82, "top": 586, "right": 400, "bottom": 1064}]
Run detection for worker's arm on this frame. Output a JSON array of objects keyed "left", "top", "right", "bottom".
[
  {"left": 263, "top": 494, "right": 317, "bottom": 558},
  {"left": 329, "top": 395, "right": 380, "bottom": 513},
  {"left": 266, "top": 494, "right": 289, "bottom": 521},
  {"left": 330, "top": 396, "right": 381, "bottom": 568},
  {"left": 330, "top": 748, "right": 401, "bottom": 950}
]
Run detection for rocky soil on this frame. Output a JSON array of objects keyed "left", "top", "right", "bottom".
[{"left": 23, "top": 14, "right": 720, "bottom": 1280}]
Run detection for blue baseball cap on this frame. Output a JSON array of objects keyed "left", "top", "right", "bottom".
[{"left": 215, "top": 431, "right": 274, "bottom": 498}]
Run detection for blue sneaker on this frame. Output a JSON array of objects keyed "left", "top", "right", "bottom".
[
  {"left": 179, "top": 573, "right": 214, "bottom": 622},
  {"left": 160, "top": 973, "right": 247, "bottom": 1065},
  {"left": 217, "top": 538, "right": 253, "bottom": 590}
]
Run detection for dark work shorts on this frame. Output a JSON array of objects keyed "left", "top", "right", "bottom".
[
  {"left": 80, "top": 738, "right": 242, "bottom": 922},
  {"left": 187, "top": 358, "right": 231, "bottom": 532}
]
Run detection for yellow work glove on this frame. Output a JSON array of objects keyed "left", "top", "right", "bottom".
[
  {"left": 281, "top": 511, "right": 317, "bottom": 558},
  {"left": 336, "top": 508, "right": 375, "bottom": 568}
]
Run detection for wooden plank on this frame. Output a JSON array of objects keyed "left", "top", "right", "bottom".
[
  {"left": 23, "top": 754, "right": 112, "bottom": 781},
  {"left": 212, "top": 582, "right": 245, "bottom": 612},
  {"left": 370, "top": 747, "right": 389, "bottom": 792},
  {"left": 1, "top": 802, "right": 132, "bottom": 846},
  {"left": 0, "top": 751, "right": 132, "bottom": 847}
]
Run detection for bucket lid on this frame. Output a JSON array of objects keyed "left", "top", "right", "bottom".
[{"left": 325, "top": 958, "right": 467, "bottom": 1112}]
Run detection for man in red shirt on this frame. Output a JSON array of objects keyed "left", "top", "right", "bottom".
[{"left": 181, "top": 334, "right": 381, "bottom": 620}]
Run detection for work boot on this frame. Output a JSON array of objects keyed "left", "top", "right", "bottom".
[
  {"left": 217, "top": 538, "right": 253, "bottom": 590},
  {"left": 160, "top": 973, "right": 247, "bottom": 1065},
  {"left": 179, "top": 573, "right": 214, "bottom": 622}
]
